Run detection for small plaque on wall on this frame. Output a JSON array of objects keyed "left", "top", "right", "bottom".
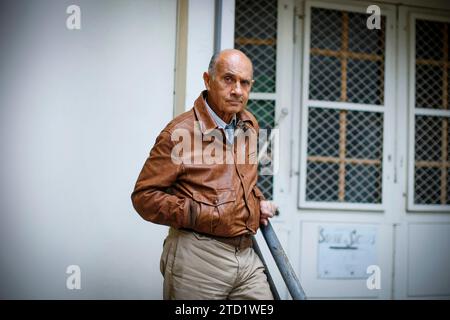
[{"left": 318, "top": 225, "right": 377, "bottom": 279}]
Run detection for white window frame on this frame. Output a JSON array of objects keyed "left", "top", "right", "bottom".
[
  {"left": 407, "top": 12, "right": 450, "bottom": 212},
  {"left": 298, "top": 0, "right": 396, "bottom": 211}
]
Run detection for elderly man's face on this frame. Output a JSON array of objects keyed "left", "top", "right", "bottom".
[{"left": 203, "top": 52, "right": 253, "bottom": 122}]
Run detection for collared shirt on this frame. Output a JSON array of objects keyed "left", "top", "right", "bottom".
[{"left": 204, "top": 99, "right": 236, "bottom": 144}]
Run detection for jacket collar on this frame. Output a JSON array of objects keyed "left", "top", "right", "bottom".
[{"left": 193, "top": 90, "right": 257, "bottom": 134}]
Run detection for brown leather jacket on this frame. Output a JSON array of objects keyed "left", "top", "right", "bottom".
[{"left": 131, "top": 91, "right": 266, "bottom": 237}]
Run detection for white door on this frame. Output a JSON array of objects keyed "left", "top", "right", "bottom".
[
  {"left": 231, "top": 0, "right": 450, "bottom": 299},
  {"left": 290, "top": 0, "right": 397, "bottom": 299},
  {"left": 291, "top": 0, "right": 450, "bottom": 299},
  {"left": 393, "top": 6, "right": 450, "bottom": 299}
]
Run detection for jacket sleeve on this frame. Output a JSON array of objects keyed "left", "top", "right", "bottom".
[
  {"left": 131, "top": 130, "right": 196, "bottom": 229},
  {"left": 253, "top": 185, "right": 266, "bottom": 201}
]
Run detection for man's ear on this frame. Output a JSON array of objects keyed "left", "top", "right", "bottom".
[
  {"left": 250, "top": 79, "right": 255, "bottom": 91},
  {"left": 203, "top": 72, "right": 211, "bottom": 90}
]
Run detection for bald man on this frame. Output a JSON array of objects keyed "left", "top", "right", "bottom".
[{"left": 132, "top": 49, "right": 277, "bottom": 300}]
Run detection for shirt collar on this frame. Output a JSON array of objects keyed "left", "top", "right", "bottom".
[
  {"left": 193, "top": 91, "right": 257, "bottom": 134},
  {"left": 204, "top": 98, "right": 236, "bottom": 130}
]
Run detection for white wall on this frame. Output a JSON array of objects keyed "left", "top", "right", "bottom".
[
  {"left": 184, "top": 0, "right": 215, "bottom": 109},
  {"left": 0, "top": 0, "right": 177, "bottom": 299},
  {"left": 178, "top": 0, "right": 234, "bottom": 113}
]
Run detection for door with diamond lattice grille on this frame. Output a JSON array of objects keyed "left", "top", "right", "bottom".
[
  {"left": 299, "top": 3, "right": 394, "bottom": 210},
  {"left": 230, "top": 0, "right": 450, "bottom": 298},
  {"left": 297, "top": 2, "right": 450, "bottom": 299},
  {"left": 295, "top": 1, "right": 398, "bottom": 299}
]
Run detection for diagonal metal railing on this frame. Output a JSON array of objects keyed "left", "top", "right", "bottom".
[{"left": 253, "top": 218, "right": 307, "bottom": 300}]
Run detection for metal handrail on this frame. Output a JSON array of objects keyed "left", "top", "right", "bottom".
[
  {"left": 254, "top": 219, "right": 307, "bottom": 300},
  {"left": 251, "top": 236, "right": 281, "bottom": 300}
]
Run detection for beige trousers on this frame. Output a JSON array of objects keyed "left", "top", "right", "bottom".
[{"left": 160, "top": 228, "right": 274, "bottom": 300}]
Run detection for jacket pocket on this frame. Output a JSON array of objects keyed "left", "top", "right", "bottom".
[{"left": 191, "top": 189, "right": 236, "bottom": 234}]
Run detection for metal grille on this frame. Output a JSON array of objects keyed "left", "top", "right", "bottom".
[
  {"left": 235, "top": 0, "right": 278, "bottom": 200},
  {"left": 413, "top": 19, "right": 450, "bottom": 206},
  {"left": 235, "top": 0, "right": 277, "bottom": 93},
  {"left": 415, "top": 20, "right": 449, "bottom": 109},
  {"left": 414, "top": 115, "right": 450, "bottom": 205},
  {"left": 309, "top": 8, "right": 385, "bottom": 105},
  {"left": 247, "top": 99, "right": 275, "bottom": 200},
  {"left": 306, "top": 108, "right": 383, "bottom": 203},
  {"left": 304, "top": 6, "right": 386, "bottom": 205}
]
